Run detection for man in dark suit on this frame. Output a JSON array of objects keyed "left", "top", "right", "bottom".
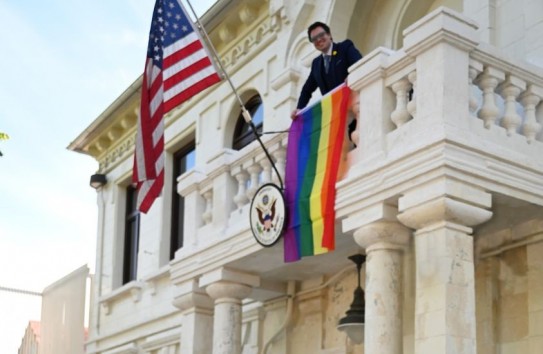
[{"left": 291, "top": 22, "right": 362, "bottom": 120}]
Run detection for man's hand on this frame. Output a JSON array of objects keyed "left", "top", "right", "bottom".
[{"left": 291, "top": 109, "right": 300, "bottom": 120}]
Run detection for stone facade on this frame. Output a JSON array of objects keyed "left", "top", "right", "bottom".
[{"left": 69, "top": 0, "right": 543, "bottom": 353}]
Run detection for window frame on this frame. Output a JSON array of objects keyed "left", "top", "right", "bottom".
[
  {"left": 232, "top": 95, "right": 263, "bottom": 150},
  {"left": 122, "top": 185, "right": 140, "bottom": 284},
  {"left": 170, "top": 142, "right": 196, "bottom": 260}
]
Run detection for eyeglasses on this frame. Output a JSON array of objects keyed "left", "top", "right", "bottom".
[{"left": 310, "top": 31, "right": 328, "bottom": 43}]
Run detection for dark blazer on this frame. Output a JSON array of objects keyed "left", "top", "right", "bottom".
[{"left": 296, "top": 40, "right": 362, "bottom": 109}]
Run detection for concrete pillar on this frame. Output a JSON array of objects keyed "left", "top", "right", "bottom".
[
  {"left": 200, "top": 268, "right": 259, "bottom": 354},
  {"left": 527, "top": 241, "right": 543, "bottom": 353},
  {"left": 172, "top": 279, "right": 214, "bottom": 354},
  {"left": 354, "top": 221, "right": 410, "bottom": 354},
  {"left": 474, "top": 257, "right": 499, "bottom": 354},
  {"left": 398, "top": 189, "right": 492, "bottom": 354}
]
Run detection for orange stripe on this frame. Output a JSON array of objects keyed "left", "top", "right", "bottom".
[{"left": 322, "top": 86, "right": 349, "bottom": 249}]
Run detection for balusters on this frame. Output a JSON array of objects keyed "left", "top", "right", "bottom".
[
  {"left": 201, "top": 190, "right": 213, "bottom": 225},
  {"left": 519, "top": 85, "right": 543, "bottom": 143},
  {"left": 233, "top": 171, "right": 249, "bottom": 209},
  {"left": 475, "top": 67, "right": 502, "bottom": 129},
  {"left": 260, "top": 158, "right": 272, "bottom": 184},
  {"left": 272, "top": 147, "right": 286, "bottom": 187},
  {"left": 468, "top": 66, "right": 482, "bottom": 116},
  {"left": 407, "top": 71, "right": 417, "bottom": 119},
  {"left": 497, "top": 76, "right": 524, "bottom": 136},
  {"left": 472, "top": 65, "right": 542, "bottom": 143},
  {"left": 245, "top": 163, "right": 262, "bottom": 200},
  {"left": 390, "top": 78, "right": 412, "bottom": 128}
]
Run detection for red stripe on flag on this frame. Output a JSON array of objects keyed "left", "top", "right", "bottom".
[
  {"left": 137, "top": 170, "right": 164, "bottom": 213},
  {"left": 164, "top": 72, "right": 221, "bottom": 112},
  {"left": 138, "top": 68, "right": 162, "bottom": 180},
  {"left": 163, "top": 40, "right": 203, "bottom": 68},
  {"left": 133, "top": 0, "right": 221, "bottom": 213},
  {"left": 163, "top": 57, "right": 215, "bottom": 91}
]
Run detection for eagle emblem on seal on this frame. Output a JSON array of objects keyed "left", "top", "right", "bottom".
[{"left": 255, "top": 194, "right": 277, "bottom": 232}]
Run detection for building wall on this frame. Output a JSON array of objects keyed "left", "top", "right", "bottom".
[
  {"left": 40, "top": 265, "right": 88, "bottom": 354},
  {"left": 79, "top": 0, "right": 543, "bottom": 353},
  {"left": 18, "top": 321, "right": 40, "bottom": 354}
]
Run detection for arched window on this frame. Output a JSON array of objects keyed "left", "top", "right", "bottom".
[{"left": 232, "top": 95, "right": 263, "bottom": 150}]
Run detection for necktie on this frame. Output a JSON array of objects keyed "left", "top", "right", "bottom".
[{"left": 324, "top": 55, "right": 331, "bottom": 73}]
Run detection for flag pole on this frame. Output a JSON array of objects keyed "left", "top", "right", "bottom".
[{"left": 182, "top": 0, "right": 284, "bottom": 190}]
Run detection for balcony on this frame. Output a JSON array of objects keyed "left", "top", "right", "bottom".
[{"left": 170, "top": 7, "right": 543, "bottom": 296}]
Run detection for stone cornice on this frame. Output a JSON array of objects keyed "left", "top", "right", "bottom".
[
  {"left": 69, "top": 0, "right": 283, "bottom": 171},
  {"left": 98, "top": 134, "right": 136, "bottom": 174},
  {"left": 337, "top": 138, "right": 543, "bottom": 231}
]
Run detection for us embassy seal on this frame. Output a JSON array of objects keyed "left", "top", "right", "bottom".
[{"left": 249, "top": 183, "right": 286, "bottom": 247}]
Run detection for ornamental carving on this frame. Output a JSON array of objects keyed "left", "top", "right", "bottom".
[{"left": 98, "top": 134, "right": 136, "bottom": 173}]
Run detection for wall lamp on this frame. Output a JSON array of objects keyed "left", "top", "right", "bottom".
[
  {"left": 89, "top": 173, "right": 107, "bottom": 189},
  {"left": 337, "top": 254, "right": 366, "bottom": 344}
]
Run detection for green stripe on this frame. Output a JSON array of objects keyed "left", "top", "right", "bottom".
[{"left": 299, "top": 104, "right": 322, "bottom": 256}]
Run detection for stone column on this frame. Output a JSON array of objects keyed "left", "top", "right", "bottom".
[
  {"left": 527, "top": 240, "right": 543, "bottom": 353},
  {"left": 474, "top": 257, "right": 499, "bottom": 354},
  {"left": 354, "top": 221, "right": 410, "bottom": 354},
  {"left": 200, "top": 268, "right": 259, "bottom": 354},
  {"left": 398, "top": 183, "right": 492, "bottom": 354},
  {"left": 172, "top": 279, "right": 214, "bottom": 354}
]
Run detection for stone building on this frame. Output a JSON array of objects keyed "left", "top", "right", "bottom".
[
  {"left": 18, "top": 321, "right": 40, "bottom": 354},
  {"left": 17, "top": 266, "right": 89, "bottom": 354},
  {"left": 69, "top": 0, "right": 543, "bottom": 353}
]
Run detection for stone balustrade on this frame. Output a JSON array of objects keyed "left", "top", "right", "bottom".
[
  {"left": 229, "top": 134, "right": 287, "bottom": 214},
  {"left": 471, "top": 47, "right": 543, "bottom": 143},
  {"left": 178, "top": 6, "right": 543, "bottom": 269},
  {"left": 177, "top": 133, "right": 286, "bottom": 255},
  {"left": 342, "top": 7, "right": 543, "bottom": 213}
]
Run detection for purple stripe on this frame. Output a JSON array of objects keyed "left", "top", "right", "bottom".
[{"left": 283, "top": 117, "right": 303, "bottom": 262}]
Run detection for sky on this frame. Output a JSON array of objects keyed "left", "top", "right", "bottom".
[{"left": 0, "top": 1, "right": 216, "bottom": 352}]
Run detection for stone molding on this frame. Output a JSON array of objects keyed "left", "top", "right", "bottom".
[
  {"left": 102, "top": 343, "right": 138, "bottom": 354},
  {"left": 99, "top": 281, "right": 143, "bottom": 315},
  {"left": 140, "top": 327, "right": 180, "bottom": 352},
  {"left": 172, "top": 292, "right": 214, "bottom": 314},
  {"left": 172, "top": 279, "right": 214, "bottom": 312},
  {"left": 403, "top": 6, "right": 479, "bottom": 56},
  {"left": 200, "top": 267, "right": 260, "bottom": 289},
  {"left": 98, "top": 134, "right": 135, "bottom": 174},
  {"left": 216, "top": 10, "right": 277, "bottom": 72},
  {"left": 353, "top": 221, "right": 411, "bottom": 252},
  {"left": 476, "top": 217, "right": 543, "bottom": 258},
  {"left": 398, "top": 196, "right": 493, "bottom": 233},
  {"left": 206, "top": 282, "right": 253, "bottom": 303}
]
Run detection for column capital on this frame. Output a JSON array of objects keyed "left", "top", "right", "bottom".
[
  {"left": 398, "top": 196, "right": 492, "bottom": 233},
  {"left": 199, "top": 267, "right": 260, "bottom": 289},
  {"left": 343, "top": 202, "right": 401, "bottom": 233},
  {"left": 397, "top": 178, "right": 493, "bottom": 233},
  {"left": 173, "top": 292, "right": 214, "bottom": 313},
  {"left": 200, "top": 267, "right": 258, "bottom": 302},
  {"left": 172, "top": 279, "right": 213, "bottom": 313},
  {"left": 353, "top": 221, "right": 410, "bottom": 252},
  {"left": 206, "top": 281, "right": 252, "bottom": 301}
]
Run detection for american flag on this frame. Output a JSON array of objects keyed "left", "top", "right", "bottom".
[{"left": 133, "top": 0, "right": 221, "bottom": 213}]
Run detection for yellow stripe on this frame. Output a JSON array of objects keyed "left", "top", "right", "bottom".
[{"left": 309, "top": 95, "right": 332, "bottom": 255}]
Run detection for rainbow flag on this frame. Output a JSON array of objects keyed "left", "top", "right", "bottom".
[{"left": 284, "top": 84, "right": 350, "bottom": 262}]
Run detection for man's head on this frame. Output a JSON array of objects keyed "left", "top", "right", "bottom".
[{"left": 307, "top": 22, "right": 333, "bottom": 53}]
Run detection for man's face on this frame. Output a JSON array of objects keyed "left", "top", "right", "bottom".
[{"left": 310, "top": 27, "right": 332, "bottom": 53}]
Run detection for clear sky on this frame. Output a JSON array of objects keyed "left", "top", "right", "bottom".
[{"left": 0, "top": 1, "right": 216, "bottom": 352}]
